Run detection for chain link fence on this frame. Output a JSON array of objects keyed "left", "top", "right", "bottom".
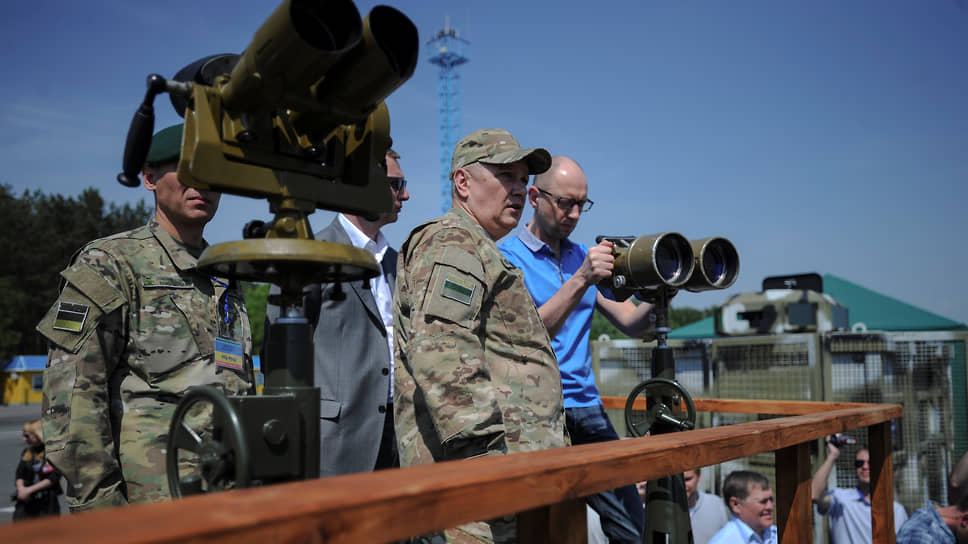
[{"left": 594, "top": 329, "right": 967, "bottom": 531}]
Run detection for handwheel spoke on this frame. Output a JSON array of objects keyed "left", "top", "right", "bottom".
[{"left": 170, "top": 418, "right": 204, "bottom": 453}]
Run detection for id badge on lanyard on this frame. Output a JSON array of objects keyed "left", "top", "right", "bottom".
[{"left": 212, "top": 277, "right": 245, "bottom": 372}]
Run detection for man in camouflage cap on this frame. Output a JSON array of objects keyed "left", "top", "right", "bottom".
[
  {"left": 393, "top": 128, "right": 568, "bottom": 542},
  {"left": 36, "top": 124, "right": 254, "bottom": 511}
]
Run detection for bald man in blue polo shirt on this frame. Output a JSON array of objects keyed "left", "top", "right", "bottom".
[{"left": 500, "top": 156, "right": 654, "bottom": 543}]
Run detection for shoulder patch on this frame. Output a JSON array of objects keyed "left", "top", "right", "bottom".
[
  {"left": 423, "top": 260, "right": 484, "bottom": 329},
  {"left": 441, "top": 275, "right": 475, "bottom": 306},
  {"left": 38, "top": 262, "right": 125, "bottom": 352},
  {"left": 36, "top": 284, "right": 111, "bottom": 353},
  {"left": 52, "top": 301, "right": 90, "bottom": 332}
]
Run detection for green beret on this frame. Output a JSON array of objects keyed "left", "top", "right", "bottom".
[{"left": 144, "top": 124, "right": 183, "bottom": 165}]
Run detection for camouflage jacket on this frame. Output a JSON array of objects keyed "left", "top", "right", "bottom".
[
  {"left": 393, "top": 208, "right": 567, "bottom": 542},
  {"left": 36, "top": 221, "right": 253, "bottom": 511}
]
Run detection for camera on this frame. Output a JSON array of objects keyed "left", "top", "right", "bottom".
[{"left": 828, "top": 434, "right": 857, "bottom": 448}]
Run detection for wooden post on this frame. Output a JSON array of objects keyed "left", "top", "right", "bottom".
[
  {"left": 775, "top": 441, "right": 813, "bottom": 544},
  {"left": 517, "top": 497, "right": 587, "bottom": 544},
  {"left": 869, "top": 421, "right": 896, "bottom": 543}
]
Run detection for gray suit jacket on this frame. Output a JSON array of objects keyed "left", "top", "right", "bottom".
[
  {"left": 311, "top": 218, "right": 397, "bottom": 476},
  {"left": 265, "top": 217, "right": 396, "bottom": 477}
]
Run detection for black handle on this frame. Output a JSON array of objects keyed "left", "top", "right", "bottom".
[{"left": 117, "top": 74, "right": 168, "bottom": 187}]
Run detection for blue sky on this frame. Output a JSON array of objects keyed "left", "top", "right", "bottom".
[{"left": 2, "top": 1, "right": 966, "bottom": 325}]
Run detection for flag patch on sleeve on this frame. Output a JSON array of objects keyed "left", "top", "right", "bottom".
[
  {"left": 52, "top": 302, "right": 90, "bottom": 333},
  {"left": 441, "top": 275, "right": 475, "bottom": 306}
]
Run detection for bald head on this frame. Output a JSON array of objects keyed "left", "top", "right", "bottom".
[
  {"left": 527, "top": 155, "right": 590, "bottom": 244},
  {"left": 534, "top": 156, "right": 586, "bottom": 191}
]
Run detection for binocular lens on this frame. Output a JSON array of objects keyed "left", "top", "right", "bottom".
[
  {"left": 655, "top": 244, "right": 683, "bottom": 282},
  {"left": 703, "top": 246, "right": 727, "bottom": 283}
]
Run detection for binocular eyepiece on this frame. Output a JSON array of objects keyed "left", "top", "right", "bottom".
[
  {"left": 118, "top": 0, "right": 420, "bottom": 212},
  {"left": 221, "top": 0, "right": 418, "bottom": 134},
  {"left": 597, "top": 234, "right": 740, "bottom": 294}
]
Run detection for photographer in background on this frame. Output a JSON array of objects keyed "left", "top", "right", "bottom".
[{"left": 812, "top": 435, "right": 908, "bottom": 543}]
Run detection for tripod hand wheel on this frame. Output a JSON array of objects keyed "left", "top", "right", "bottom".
[
  {"left": 166, "top": 385, "right": 250, "bottom": 498},
  {"left": 624, "top": 377, "right": 697, "bottom": 437}
]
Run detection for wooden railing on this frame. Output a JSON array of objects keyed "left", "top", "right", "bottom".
[{"left": 0, "top": 399, "right": 901, "bottom": 544}]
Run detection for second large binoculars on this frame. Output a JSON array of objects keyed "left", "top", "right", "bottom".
[{"left": 597, "top": 234, "right": 740, "bottom": 294}]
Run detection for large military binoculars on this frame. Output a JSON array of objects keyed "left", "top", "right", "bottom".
[
  {"left": 119, "top": 0, "right": 418, "bottom": 221},
  {"left": 596, "top": 234, "right": 740, "bottom": 299},
  {"left": 112, "top": 0, "right": 421, "bottom": 499}
]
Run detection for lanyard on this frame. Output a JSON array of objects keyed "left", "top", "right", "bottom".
[{"left": 211, "top": 277, "right": 231, "bottom": 327}]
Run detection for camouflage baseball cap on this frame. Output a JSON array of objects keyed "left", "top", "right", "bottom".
[
  {"left": 144, "top": 123, "right": 183, "bottom": 166},
  {"left": 449, "top": 128, "right": 551, "bottom": 179}
]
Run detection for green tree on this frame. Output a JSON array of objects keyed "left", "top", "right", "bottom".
[
  {"left": 590, "top": 301, "right": 718, "bottom": 341},
  {"left": 242, "top": 282, "right": 270, "bottom": 356},
  {"left": 591, "top": 309, "right": 627, "bottom": 340},
  {"left": 0, "top": 184, "right": 152, "bottom": 362},
  {"left": 670, "top": 306, "right": 711, "bottom": 329}
]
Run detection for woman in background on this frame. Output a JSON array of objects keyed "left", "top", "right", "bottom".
[{"left": 13, "top": 419, "right": 62, "bottom": 520}]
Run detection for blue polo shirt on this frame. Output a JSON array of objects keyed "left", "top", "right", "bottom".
[
  {"left": 897, "top": 502, "right": 955, "bottom": 544},
  {"left": 819, "top": 487, "right": 908, "bottom": 544},
  {"left": 500, "top": 228, "right": 601, "bottom": 408},
  {"left": 707, "top": 517, "right": 777, "bottom": 544}
]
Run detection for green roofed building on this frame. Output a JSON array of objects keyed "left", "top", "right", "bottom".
[{"left": 596, "top": 272, "right": 967, "bottom": 518}]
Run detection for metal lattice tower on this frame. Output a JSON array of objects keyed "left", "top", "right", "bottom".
[{"left": 427, "top": 17, "right": 469, "bottom": 214}]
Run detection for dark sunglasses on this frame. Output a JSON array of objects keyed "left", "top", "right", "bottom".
[
  {"left": 854, "top": 459, "right": 869, "bottom": 468},
  {"left": 387, "top": 177, "right": 407, "bottom": 192},
  {"left": 536, "top": 188, "right": 594, "bottom": 212}
]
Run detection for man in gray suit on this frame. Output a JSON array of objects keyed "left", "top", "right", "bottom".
[{"left": 266, "top": 148, "right": 410, "bottom": 476}]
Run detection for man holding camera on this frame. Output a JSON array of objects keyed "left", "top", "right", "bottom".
[
  {"left": 499, "top": 155, "right": 653, "bottom": 542},
  {"left": 812, "top": 437, "right": 908, "bottom": 543},
  {"left": 394, "top": 128, "right": 568, "bottom": 542}
]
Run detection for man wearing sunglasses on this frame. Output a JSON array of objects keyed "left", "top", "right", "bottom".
[
  {"left": 500, "top": 156, "right": 655, "bottom": 543},
  {"left": 265, "top": 148, "right": 410, "bottom": 477},
  {"left": 811, "top": 436, "right": 908, "bottom": 543}
]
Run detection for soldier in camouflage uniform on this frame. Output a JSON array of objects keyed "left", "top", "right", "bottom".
[
  {"left": 394, "top": 128, "right": 568, "bottom": 543},
  {"left": 36, "top": 124, "right": 253, "bottom": 511}
]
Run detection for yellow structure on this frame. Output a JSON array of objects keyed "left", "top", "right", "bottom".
[
  {"left": 1, "top": 355, "right": 264, "bottom": 403},
  {"left": 1, "top": 355, "right": 46, "bottom": 404}
]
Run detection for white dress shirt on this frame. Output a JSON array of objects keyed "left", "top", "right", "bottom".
[{"left": 338, "top": 214, "right": 394, "bottom": 401}]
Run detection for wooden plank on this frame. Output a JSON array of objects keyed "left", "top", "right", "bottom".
[
  {"left": 601, "top": 396, "right": 880, "bottom": 415},
  {"left": 869, "top": 422, "right": 896, "bottom": 544},
  {"left": 0, "top": 402, "right": 901, "bottom": 544},
  {"left": 518, "top": 497, "right": 587, "bottom": 544},
  {"left": 775, "top": 442, "right": 813, "bottom": 544}
]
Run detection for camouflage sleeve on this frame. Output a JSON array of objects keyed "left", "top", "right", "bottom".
[
  {"left": 407, "top": 233, "right": 507, "bottom": 460},
  {"left": 37, "top": 249, "right": 129, "bottom": 511}
]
